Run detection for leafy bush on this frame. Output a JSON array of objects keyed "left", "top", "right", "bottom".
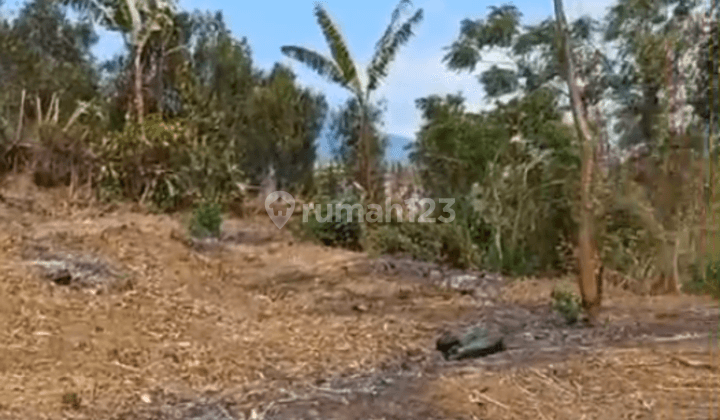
[
  {"left": 93, "top": 115, "right": 245, "bottom": 212},
  {"left": 412, "top": 89, "right": 579, "bottom": 276},
  {"left": 299, "top": 192, "right": 364, "bottom": 251},
  {"left": 551, "top": 282, "right": 582, "bottom": 325},
  {"left": 369, "top": 220, "right": 480, "bottom": 269},
  {"left": 32, "top": 124, "right": 97, "bottom": 189},
  {"left": 685, "top": 258, "right": 720, "bottom": 298},
  {"left": 598, "top": 191, "right": 665, "bottom": 286},
  {"left": 189, "top": 201, "right": 223, "bottom": 238}
]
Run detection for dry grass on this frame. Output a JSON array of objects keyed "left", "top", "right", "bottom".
[
  {"left": 0, "top": 174, "right": 718, "bottom": 420},
  {"left": 428, "top": 345, "right": 720, "bottom": 419},
  {"left": 0, "top": 175, "right": 479, "bottom": 419}
]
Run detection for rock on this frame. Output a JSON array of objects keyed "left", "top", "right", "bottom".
[
  {"left": 441, "top": 274, "right": 480, "bottom": 295},
  {"left": 437, "top": 326, "right": 506, "bottom": 361},
  {"left": 51, "top": 269, "right": 72, "bottom": 286},
  {"left": 436, "top": 332, "right": 461, "bottom": 355},
  {"left": 352, "top": 304, "right": 368, "bottom": 313}
]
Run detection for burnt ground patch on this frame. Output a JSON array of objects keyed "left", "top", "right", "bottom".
[
  {"left": 21, "top": 242, "right": 134, "bottom": 292},
  {"left": 103, "top": 293, "right": 719, "bottom": 420},
  {"left": 259, "top": 303, "right": 719, "bottom": 420}
]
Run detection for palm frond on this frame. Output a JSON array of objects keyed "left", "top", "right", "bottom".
[
  {"left": 374, "top": 0, "right": 412, "bottom": 52},
  {"left": 280, "top": 45, "right": 346, "bottom": 86},
  {"left": 313, "top": 3, "right": 360, "bottom": 93},
  {"left": 367, "top": 8, "right": 423, "bottom": 93},
  {"left": 443, "top": 39, "right": 481, "bottom": 72}
]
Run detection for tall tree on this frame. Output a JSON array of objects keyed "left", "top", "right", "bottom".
[
  {"left": 606, "top": 0, "right": 707, "bottom": 292},
  {"left": 443, "top": 3, "right": 607, "bottom": 319},
  {"left": 281, "top": 0, "right": 423, "bottom": 203},
  {"left": 247, "top": 64, "right": 328, "bottom": 194},
  {"left": 0, "top": 0, "right": 99, "bottom": 140},
  {"left": 553, "top": 0, "right": 601, "bottom": 323}
]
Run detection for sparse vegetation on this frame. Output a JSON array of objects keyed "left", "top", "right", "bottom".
[
  {"left": 1, "top": 1, "right": 720, "bottom": 418},
  {"left": 0, "top": 0, "right": 716, "bottom": 327},
  {"left": 551, "top": 281, "right": 582, "bottom": 325},
  {"left": 61, "top": 392, "right": 82, "bottom": 410},
  {"left": 299, "top": 192, "right": 365, "bottom": 251},
  {"left": 189, "top": 201, "right": 223, "bottom": 239},
  {"left": 686, "top": 258, "right": 720, "bottom": 298}
]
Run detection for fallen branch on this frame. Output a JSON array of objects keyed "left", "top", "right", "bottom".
[
  {"left": 470, "top": 390, "right": 510, "bottom": 411},
  {"left": 671, "top": 355, "right": 717, "bottom": 371}
]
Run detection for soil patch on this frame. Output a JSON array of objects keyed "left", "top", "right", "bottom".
[
  {"left": 21, "top": 242, "right": 133, "bottom": 292},
  {"left": 0, "top": 178, "right": 718, "bottom": 420}
]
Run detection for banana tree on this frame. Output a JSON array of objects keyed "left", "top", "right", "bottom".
[
  {"left": 281, "top": 0, "right": 423, "bottom": 203},
  {"left": 63, "top": 0, "right": 176, "bottom": 140}
]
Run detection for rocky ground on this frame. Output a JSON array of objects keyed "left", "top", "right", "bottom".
[{"left": 0, "top": 173, "right": 718, "bottom": 420}]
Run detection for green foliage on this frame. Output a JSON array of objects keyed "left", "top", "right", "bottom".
[
  {"left": 185, "top": 20, "right": 327, "bottom": 194},
  {"left": 551, "top": 281, "right": 582, "bottom": 324},
  {"left": 411, "top": 93, "right": 506, "bottom": 196},
  {"left": 370, "top": 220, "right": 480, "bottom": 269},
  {"left": 686, "top": 252, "right": 720, "bottom": 298},
  {"left": 329, "top": 98, "right": 387, "bottom": 178},
  {"left": 244, "top": 64, "right": 328, "bottom": 193},
  {"left": 367, "top": 1, "right": 424, "bottom": 93},
  {"left": 369, "top": 196, "right": 484, "bottom": 270},
  {"left": 281, "top": 0, "right": 422, "bottom": 199},
  {"left": 61, "top": 392, "right": 82, "bottom": 410},
  {"left": 2, "top": 0, "right": 719, "bottom": 306},
  {"left": 92, "top": 114, "right": 245, "bottom": 212},
  {"left": 313, "top": 4, "right": 360, "bottom": 92},
  {"left": 189, "top": 200, "right": 223, "bottom": 238},
  {"left": 480, "top": 66, "right": 519, "bottom": 97},
  {"left": 444, "top": 5, "right": 522, "bottom": 72},
  {"left": 411, "top": 88, "right": 578, "bottom": 275},
  {"left": 0, "top": 0, "right": 99, "bottom": 149},
  {"left": 443, "top": 4, "right": 604, "bottom": 101},
  {"left": 599, "top": 191, "right": 664, "bottom": 282},
  {"left": 300, "top": 192, "right": 364, "bottom": 251}
]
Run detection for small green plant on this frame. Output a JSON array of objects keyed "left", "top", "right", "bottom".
[
  {"left": 189, "top": 201, "right": 223, "bottom": 238},
  {"left": 62, "top": 392, "right": 81, "bottom": 410},
  {"left": 551, "top": 282, "right": 582, "bottom": 325}
]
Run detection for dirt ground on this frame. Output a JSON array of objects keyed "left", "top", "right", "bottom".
[{"left": 0, "top": 174, "right": 719, "bottom": 420}]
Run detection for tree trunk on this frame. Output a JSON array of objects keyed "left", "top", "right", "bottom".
[
  {"left": 126, "top": 0, "right": 146, "bottom": 142},
  {"left": 553, "top": 0, "right": 600, "bottom": 324},
  {"left": 134, "top": 42, "right": 146, "bottom": 138},
  {"left": 356, "top": 103, "right": 377, "bottom": 204}
]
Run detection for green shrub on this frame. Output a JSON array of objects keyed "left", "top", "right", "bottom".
[
  {"left": 685, "top": 258, "right": 720, "bottom": 298},
  {"left": 93, "top": 115, "right": 245, "bottom": 212},
  {"left": 299, "top": 192, "right": 364, "bottom": 251},
  {"left": 369, "top": 220, "right": 480, "bottom": 269},
  {"left": 551, "top": 282, "right": 582, "bottom": 325},
  {"left": 189, "top": 201, "right": 223, "bottom": 238}
]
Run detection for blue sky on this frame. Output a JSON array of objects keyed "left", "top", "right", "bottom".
[{"left": 4, "top": 0, "right": 616, "bottom": 160}]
